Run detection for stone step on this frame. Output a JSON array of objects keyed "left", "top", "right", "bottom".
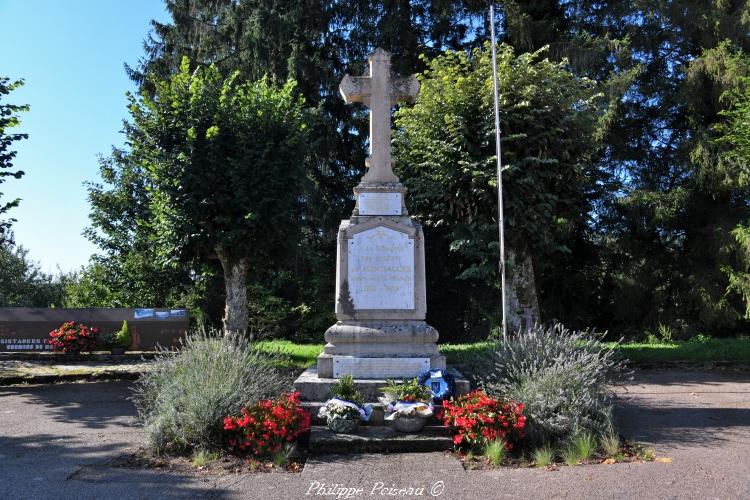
[
  {"left": 293, "top": 366, "right": 470, "bottom": 402},
  {"left": 307, "top": 424, "right": 454, "bottom": 454},
  {"left": 302, "top": 401, "right": 448, "bottom": 426}
]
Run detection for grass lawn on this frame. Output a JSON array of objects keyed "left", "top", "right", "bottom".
[{"left": 257, "top": 336, "right": 750, "bottom": 370}]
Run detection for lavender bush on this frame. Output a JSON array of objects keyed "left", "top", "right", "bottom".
[
  {"left": 481, "top": 323, "right": 628, "bottom": 444},
  {"left": 132, "top": 331, "right": 290, "bottom": 454}
]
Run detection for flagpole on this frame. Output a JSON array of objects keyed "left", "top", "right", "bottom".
[{"left": 489, "top": 4, "right": 508, "bottom": 342}]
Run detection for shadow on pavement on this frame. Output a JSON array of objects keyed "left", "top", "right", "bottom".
[
  {"left": 614, "top": 370, "right": 750, "bottom": 449},
  {"left": 0, "top": 380, "right": 137, "bottom": 430}
]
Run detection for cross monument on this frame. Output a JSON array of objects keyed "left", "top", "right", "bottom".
[
  {"left": 340, "top": 48, "right": 419, "bottom": 183},
  {"left": 294, "top": 48, "right": 469, "bottom": 400}
]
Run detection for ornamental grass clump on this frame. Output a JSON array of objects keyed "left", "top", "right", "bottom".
[
  {"left": 481, "top": 323, "right": 627, "bottom": 445},
  {"left": 132, "top": 332, "right": 289, "bottom": 454}
]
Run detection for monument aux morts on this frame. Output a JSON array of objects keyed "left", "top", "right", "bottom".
[{"left": 296, "top": 49, "right": 468, "bottom": 401}]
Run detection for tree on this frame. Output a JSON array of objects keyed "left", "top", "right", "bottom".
[
  {"left": 0, "top": 239, "right": 69, "bottom": 307},
  {"left": 394, "top": 44, "right": 609, "bottom": 338},
  {"left": 0, "top": 77, "right": 28, "bottom": 242},
  {"left": 708, "top": 59, "right": 750, "bottom": 318},
  {"left": 126, "top": 59, "right": 309, "bottom": 334}
]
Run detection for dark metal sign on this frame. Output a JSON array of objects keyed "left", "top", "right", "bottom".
[{"left": 0, "top": 308, "right": 189, "bottom": 352}]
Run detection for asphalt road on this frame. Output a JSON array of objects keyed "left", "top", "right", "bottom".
[{"left": 0, "top": 370, "right": 749, "bottom": 499}]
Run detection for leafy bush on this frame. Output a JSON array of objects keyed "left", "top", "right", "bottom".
[
  {"left": 131, "top": 332, "right": 289, "bottom": 454},
  {"left": 49, "top": 321, "right": 99, "bottom": 353},
  {"left": 223, "top": 392, "right": 310, "bottom": 456},
  {"left": 481, "top": 323, "right": 626, "bottom": 445},
  {"left": 441, "top": 390, "right": 526, "bottom": 449}
]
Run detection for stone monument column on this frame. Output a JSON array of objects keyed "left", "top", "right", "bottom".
[{"left": 316, "top": 48, "right": 446, "bottom": 379}]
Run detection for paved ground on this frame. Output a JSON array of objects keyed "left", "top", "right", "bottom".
[{"left": 0, "top": 370, "right": 748, "bottom": 499}]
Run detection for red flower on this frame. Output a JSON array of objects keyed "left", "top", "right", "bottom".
[
  {"left": 222, "top": 392, "right": 310, "bottom": 457},
  {"left": 440, "top": 390, "right": 526, "bottom": 450}
]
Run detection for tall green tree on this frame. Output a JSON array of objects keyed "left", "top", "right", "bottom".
[
  {"left": 0, "top": 77, "right": 28, "bottom": 242},
  {"left": 126, "top": 59, "right": 309, "bottom": 334},
  {"left": 394, "top": 45, "right": 609, "bottom": 338}
]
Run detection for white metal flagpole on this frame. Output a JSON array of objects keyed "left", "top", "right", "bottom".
[{"left": 489, "top": 4, "right": 508, "bottom": 342}]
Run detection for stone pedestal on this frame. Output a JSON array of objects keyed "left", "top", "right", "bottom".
[{"left": 315, "top": 182, "right": 445, "bottom": 379}]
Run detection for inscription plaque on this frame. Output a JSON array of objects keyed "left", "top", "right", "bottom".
[
  {"left": 333, "top": 356, "right": 430, "bottom": 378},
  {"left": 358, "top": 192, "right": 402, "bottom": 216},
  {"left": 348, "top": 226, "right": 414, "bottom": 309}
]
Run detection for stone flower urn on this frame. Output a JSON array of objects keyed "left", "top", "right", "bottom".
[
  {"left": 327, "top": 415, "right": 360, "bottom": 434},
  {"left": 391, "top": 414, "right": 426, "bottom": 433}
]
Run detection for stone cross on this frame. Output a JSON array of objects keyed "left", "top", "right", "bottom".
[{"left": 340, "top": 48, "right": 419, "bottom": 184}]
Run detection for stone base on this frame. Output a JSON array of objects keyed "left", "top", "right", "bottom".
[
  {"left": 316, "top": 353, "right": 445, "bottom": 379},
  {"left": 293, "top": 365, "right": 469, "bottom": 402}
]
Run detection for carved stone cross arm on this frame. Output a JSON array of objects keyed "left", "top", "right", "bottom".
[{"left": 339, "top": 48, "right": 419, "bottom": 184}]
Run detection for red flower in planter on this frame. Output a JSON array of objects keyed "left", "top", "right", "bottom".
[
  {"left": 49, "top": 322, "right": 99, "bottom": 354},
  {"left": 441, "top": 390, "right": 525, "bottom": 450}
]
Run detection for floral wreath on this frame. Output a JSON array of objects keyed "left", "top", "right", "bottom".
[{"left": 417, "top": 369, "right": 456, "bottom": 404}]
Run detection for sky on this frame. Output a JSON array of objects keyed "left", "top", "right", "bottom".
[{"left": 1, "top": 0, "right": 169, "bottom": 273}]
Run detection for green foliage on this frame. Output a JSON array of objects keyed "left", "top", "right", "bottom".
[
  {"left": 0, "top": 77, "right": 28, "bottom": 241},
  {"left": 114, "top": 321, "right": 131, "bottom": 348},
  {"left": 330, "top": 374, "right": 364, "bottom": 406},
  {"left": 129, "top": 60, "right": 308, "bottom": 267},
  {"left": 532, "top": 445, "right": 554, "bottom": 468},
  {"left": 0, "top": 240, "right": 70, "bottom": 307},
  {"left": 562, "top": 443, "right": 580, "bottom": 466},
  {"left": 600, "top": 428, "right": 620, "bottom": 458},
  {"left": 481, "top": 323, "right": 626, "bottom": 445},
  {"left": 394, "top": 44, "right": 608, "bottom": 340},
  {"left": 132, "top": 332, "right": 289, "bottom": 454},
  {"left": 483, "top": 439, "right": 506, "bottom": 466},
  {"left": 571, "top": 432, "right": 597, "bottom": 462},
  {"left": 380, "top": 378, "right": 433, "bottom": 403}
]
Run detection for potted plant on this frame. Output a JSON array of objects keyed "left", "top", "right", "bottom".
[
  {"left": 318, "top": 375, "right": 371, "bottom": 433},
  {"left": 102, "top": 321, "right": 131, "bottom": 354},
  {"left": 379, "top": 378, "right": 434, "bottom": 432},
  {"left": 49, "top": 321, "right": 99, "bottom": 354}
]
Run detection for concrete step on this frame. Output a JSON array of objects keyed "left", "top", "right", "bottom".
[
  {"left": 307, "top": 424, "right": 454, "bottom": 454},
  {"left": 293, "top": 366, "right": 470, "bottom": 402}
]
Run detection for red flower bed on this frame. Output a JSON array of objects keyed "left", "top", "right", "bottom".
[
  {"left": 441, "top": 390, "right": 526, "bottom": 449},
  {"left": 223, "top": 392, "right": 311, "bottom": 456},
  {"left": 49, "top": 321, "right": 99, "bottom": 354}
]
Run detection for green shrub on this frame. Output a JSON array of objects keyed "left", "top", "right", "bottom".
[
  {"left": 114, "top": 320, "right": 131, "bottom": 348},
  {"left": 132, "top": 332, "right": 289, "bottom": 454},
  {"left": 481, "top": 323, "right": 627, "bottom": 445}
]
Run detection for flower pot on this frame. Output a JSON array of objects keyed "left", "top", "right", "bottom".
[
  {"left": 109, "top": 347, "right": 125, "bottom": 355},
  {"left": 391, "top": 414, "right": 426, "bottom": 433},
  {"left": 327, "top": 415, "right": 359, "bottom": 434}
]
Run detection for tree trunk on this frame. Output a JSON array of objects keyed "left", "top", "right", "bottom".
[
  {"left": 505, "top": 248, "right": 541, "bottom": 334},
  {"left": 217, "top": 247, "right": 249, "bottom": 337}
]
